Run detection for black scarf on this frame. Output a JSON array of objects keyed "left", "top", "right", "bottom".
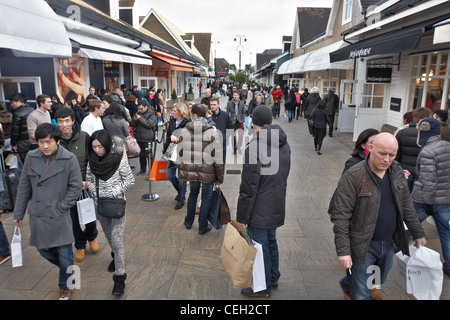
[{"left": 89, "top": 149, "right": 123, "bottom": 181}]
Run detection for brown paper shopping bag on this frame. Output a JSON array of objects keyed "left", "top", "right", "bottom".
[{"left": 219, "top": 220, "right": 257, "bottom": 288}]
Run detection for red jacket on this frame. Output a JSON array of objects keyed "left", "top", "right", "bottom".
[{"left": 271, "top": 89, "right": 283, "bottom": 103}]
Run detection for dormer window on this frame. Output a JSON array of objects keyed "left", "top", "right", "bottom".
[{"left": 342, "top": 0, "right": 353, "bottom": 25}]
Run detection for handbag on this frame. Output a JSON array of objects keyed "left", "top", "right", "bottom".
[
  {"left": 76, "top": 190, "right": 96, "bottom": 225},
  {"left": 220, "top": 220, "right": 257, "bottom": 288},
  {"left": 95, "top": 178, "right": 126, "bottom": 219},
  {"left": 219, "top": 189, "right": 231, "bottom": 225},
  {"left": 244, "top": 115, "right": 253, "bottom": 129},
  {"left": 149, "top": 160, "right": 168, "bottom": 181},
  {"left": 125, "top": 135, "right": 141, "bottom": 156},
  {"left": 11, "top": 226, "right": 23, "bottom": 268}
]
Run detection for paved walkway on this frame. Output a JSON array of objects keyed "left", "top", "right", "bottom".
[{"left": 0, "top": 95, "right": 448, "bottom": 301}]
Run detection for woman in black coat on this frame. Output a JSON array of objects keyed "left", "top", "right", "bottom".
[
  {"left": 285, "top": 88, "right": 297, "bottom": 122},
  {"left": 310, "top": 101, "right": 330, "bottom": 154},
  {"left": 305, "top": 87, "right": 321, "bottom": 134}
]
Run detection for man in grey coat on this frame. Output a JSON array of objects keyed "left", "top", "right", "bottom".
[
  {"left": 14, "top": 123, "right": 82, "bottom": 300},
  {"left": 226, "top": 92, "right": 246, "bottom": 154}
]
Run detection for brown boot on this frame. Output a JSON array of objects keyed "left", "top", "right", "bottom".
[
  {"left": 371, "top": 288, "right": 382, "bottom": 300},
  {"left": 74, "top": 249, "right": 85, "bottom": 262}
]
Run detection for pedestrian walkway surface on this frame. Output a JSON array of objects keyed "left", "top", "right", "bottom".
[{"left": 0, "top": 95, "right": 448, "bottom": 302}]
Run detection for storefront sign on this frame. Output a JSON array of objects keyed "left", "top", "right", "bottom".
[
  {"left": 349, "top": 48, "right": 372, "bottom": 59},
  {"left": 390, "top": 97, "right": 401, "bottom": 112},
  {"left": 366, "top": 67, "right": 392, "bottom": 83}
]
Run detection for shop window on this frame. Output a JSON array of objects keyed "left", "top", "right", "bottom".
[
  {"left": 362, "top": 83, "right": 385, "bottom": 109},
  {"left": 410, "top": 51, "right": 450, "bottom": 111},
  {"left": 0, "top": 76, "right": 41, "bottom": 109}
]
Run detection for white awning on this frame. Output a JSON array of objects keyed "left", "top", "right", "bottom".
[
  {"left": 68, "top": 32, "right": 153, "bottom": 66},
  {"left": 278, "top": 41, "right": 353, "bottom": 75},
  {"left": 0, "top": 0, "right": 72, "bottom": 58}
]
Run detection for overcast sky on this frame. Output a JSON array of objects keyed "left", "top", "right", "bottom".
[{"left": 134, "top": 0, "right": 333, "bottom": 68}]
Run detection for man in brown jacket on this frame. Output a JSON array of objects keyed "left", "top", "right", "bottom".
[
  {"left": 179, "top": 104, "right": 223, "bottom": 234},
  {"left": 331, "top": 132, "right": 426, "bottom": 300}
]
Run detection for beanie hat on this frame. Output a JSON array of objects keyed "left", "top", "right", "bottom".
[
  {"left": 252, "top": 105, "right": 273, "bottom": 127},
  {"left": 417, "top": 117, "right": 441, "bottom": 147}
]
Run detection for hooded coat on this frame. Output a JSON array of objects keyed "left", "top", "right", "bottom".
[{"left": 236, "top": 124, "right": 291, "bottom": 229}]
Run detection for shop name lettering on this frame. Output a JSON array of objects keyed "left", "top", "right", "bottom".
[{"left": 349, "top": 47, "right": 372, "bottom": 59}]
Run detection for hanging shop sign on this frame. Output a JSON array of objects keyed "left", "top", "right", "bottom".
[{"left": 366, "top": 67, "right": 392, "bottom": 83}]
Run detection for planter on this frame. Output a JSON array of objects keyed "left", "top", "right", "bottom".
[{"left": 186, "top": 93, "right": 195, "bottom": 101}]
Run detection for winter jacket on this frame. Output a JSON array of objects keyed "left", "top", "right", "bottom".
[
  {"left": 236, "top": 124, "right": 291, "bottom": 229},
  {"left": 130, "top": 108, "right": 157, "bottom": 143},
  {"left": 226, "top": 99, "right": 246, "bottom": 125},
  {"left": 271, "top": 89, "right": 283, "bottom": 104},
  {"left": 411, "top": 136, "right": 450, "bottom": 205},
  {"left": 13, "top": 146, "right": 83, "bottom": 249},
  {"left": 211, "top": 109, "right": 233, "bottom": 144},
  {"left": 331, "top": 157, "right": 425, "bottom": 264},
  {"left": 310, "top": 108, "right": 330, "bottom": 129},
  {"left": 323, "top": 91, "right": 339, "bottom": 115},
  {"left": 162, "top": 117, "right": 190, "bottom": 154},
  {"left": 11, "top": 104, "right": 34, "bottom": 151},
  {"left": 178, "top": 118, "right": 224, "bottom": 185},
  {"left": 59, "top": 126, "right": 90, "bottom": 180},
  {"left": 305, "top": 93, "right": 321, "bottom": 116},
  {"left": 394, "top": 122, "right": 421, "bottom": 174},
  {"left": 284, "top": 90, "right": 296, "bottom": 111},
  {"left": 86, "top": 137, "right": 135, "bottom": 201}
]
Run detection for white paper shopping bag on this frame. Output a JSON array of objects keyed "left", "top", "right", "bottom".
[
  {"left": 251, "top": 241, "right": 266, "bottom": 292},
  {"left": 77, "top": 191, "right": 96, "bottom": 225},
  {"left": 11, "top": 226, "right": 23, "bottom": 268}
]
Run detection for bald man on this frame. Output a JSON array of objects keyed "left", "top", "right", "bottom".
[{"left": 331, "top": 132, "right": 426, "bottom": 300}]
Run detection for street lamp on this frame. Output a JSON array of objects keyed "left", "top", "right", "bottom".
[
  {"left": 211, "top": 40, "right": 220, "bottom": 79},
  {"left": 234, "top": 35, "right": 247, "bottom": 72}
]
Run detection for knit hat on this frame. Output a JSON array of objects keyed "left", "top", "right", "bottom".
[
  {"left": 252, "top": 105, "right": 273, "bottom": 127},
  {"left": 417, "top": 117, "right": 441, "bottom": 147}
]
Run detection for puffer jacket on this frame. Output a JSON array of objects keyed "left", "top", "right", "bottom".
[
  {"left": 178, "top": 118, "right": 224, "bottom": 185},
  {"left": 395, "top": 122, "right": 421, "bottom": 174},
  {"left": 236, "top": 124, "right": 291, "bottom": 229},
  {"left": 11, "top": 104, "right": 34, "bottom": 149},
  {"left": 411, "top": 136, "right": 450, "bottom": 205},
  {"left": 331, "top": 157, "right": 425, "bottom": 264}
]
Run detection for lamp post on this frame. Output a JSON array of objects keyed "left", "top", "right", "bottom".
[
  {"left": 211, "top": 40, "right": 220, "bottom": 79},
  {"left": 234, "top": 35, "right": 247, "bottom": 72}
]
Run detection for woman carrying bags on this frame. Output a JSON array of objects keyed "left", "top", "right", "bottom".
[
  {"left": 85, "top": 130, "right": 135, "bottom": 296},
  {"left": 162, "top": 103, "right": 191, "bottom": 210}
]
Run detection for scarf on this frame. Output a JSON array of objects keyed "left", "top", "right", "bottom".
[{"left": 89, "top": 149, "right": 123, "bottom": 181}]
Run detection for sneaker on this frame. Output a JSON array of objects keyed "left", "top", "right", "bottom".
[
  {"left": 241, "top": 287, "right": 272, "bottom": 299},
  {"left": 89, "top": 239, "right": 99, "bottom": 253},
  {"left": 0, "top": 255, "right": 11, "bottom": 265},
  {"left": 74, "top": 249, "right": 85, "bottom": 262},
  {"left": 59, "top": 288, "right": 72, "bottom": 300}
]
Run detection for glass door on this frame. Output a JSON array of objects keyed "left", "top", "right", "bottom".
[{"left": 338, "top": 79, "right": 357, "bottom": 133}]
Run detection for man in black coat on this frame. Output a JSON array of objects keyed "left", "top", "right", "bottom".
[
  {"left": 210, "top": 97, "right": 233, "bottom": 167},
  {"left": 395, "top": 107, "right": 431, "bottom": 191},
  {"left": 323, "top": 88, "right": 339, "bottom": 136},
  {"left": 236, "top": 105, "right": 291, "bottom": 299},
  {"left": 10, "top": 94, "right": 34, "bottom": 163}
]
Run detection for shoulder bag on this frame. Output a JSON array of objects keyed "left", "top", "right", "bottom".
[{"left": 95, "top": 177, "right": 126, "bottom": 219}]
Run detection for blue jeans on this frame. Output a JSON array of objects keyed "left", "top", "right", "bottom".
[
  {"left": 37, "top": 244, "right": 74, "bottom": 289},
  {"left": 167, "top": 161, "right": 187, "bottom": 204},
  {"left": 340, "top": 239, "right": 394, "bottom": 300},
  {"left": 247, "top": 226, "right": 280, "bottom": 295},
  {"left": 413, "top": 202, "right": 450, "bottom": 273},
  {"left": 185, "top": 181, "right": 213, "bottom": 234}
]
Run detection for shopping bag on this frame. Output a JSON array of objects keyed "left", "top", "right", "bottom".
[
  {"left": 219, "top": 220, "right": 257, "bottom": 288},
  {"left": 250, "top": 240, "right": 266, "bottom": 292},
  {"left": 149, "top": 161, "right": 168, "bottom": 181},
  {"left": 11, "top": 226, "right": 23, "bottom": 268},
  {"left": 396, "top": 245, "right": 443, "bottom": 300},
  {"left": 244, "top": 115, "right": 252, "bottom": 129},
  {"left": 76, "top": 191, "right": 96, "bottom": 225},
  {"left": 164, "top": 143, "right": 179, "bottom": 163},
  {"left": 208, "top": 188, "right": 222, "bottom": 230},
  {"left": 125, "top": 136, "right": 141, "bottom": 157}
]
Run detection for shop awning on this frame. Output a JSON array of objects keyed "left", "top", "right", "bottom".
[
  {"left": 149, "top": 52, "right": 197, "bottom": 72},
  {"left": 277, "top": 41, "right": 353, "bottom": 75},
  {"left": 68, "top": 32, "right": 153, "bottom": 66},
  {"left": 330, "top": 14, "right": 450, "bottom": 62},
  {"left": 0, "top": 0, "right": 72, "bottom": 58}
]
